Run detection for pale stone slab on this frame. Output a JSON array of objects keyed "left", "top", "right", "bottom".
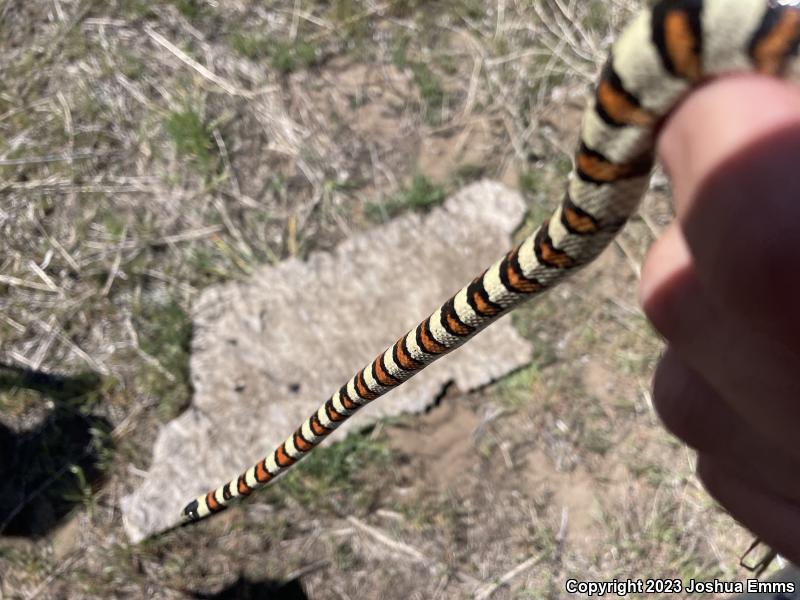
[{"left": 121, "top": 181, "right": 533, "bottom": 542}]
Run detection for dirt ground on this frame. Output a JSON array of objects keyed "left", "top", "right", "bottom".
[{"left": 0, "top": 1, "right": 769, "bottom": 598}]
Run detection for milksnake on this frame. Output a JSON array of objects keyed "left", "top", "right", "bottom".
[{"left": 181, "top": 0, "right": 800, "bottom": 525}]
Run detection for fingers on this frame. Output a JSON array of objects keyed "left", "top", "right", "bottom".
[
  {"left": 653, "top": 348, "right": 751, "bottom": 454},
  {"left": 643, "top": 72, "right": 800, "bottom": 565},
  {"left": 641, "top": 222, "right": 800, "bottom": 462},
  {"left": 698, "top": 453, "right": 800, "bottom": 566},
  {"left": 656, "top": 74, "right": 800, "bottom": 344},
  {"left": 658, "top": 75, "right": 800, "bottom": 218},
  {"left": 654, "top": 348, "right": 800, "bottom": 503}
]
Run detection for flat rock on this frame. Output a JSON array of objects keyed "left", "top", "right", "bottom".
[{"left": 121, "top": 180, "right": 533, "bottom": 542}]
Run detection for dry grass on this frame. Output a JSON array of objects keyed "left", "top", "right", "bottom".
[{"left": 0, "top": 1, "right": 767, "bottom": 598}]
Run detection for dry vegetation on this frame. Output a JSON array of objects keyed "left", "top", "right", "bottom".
[{"left": 0, "top": 0, "right": 772, "bottom": 598}]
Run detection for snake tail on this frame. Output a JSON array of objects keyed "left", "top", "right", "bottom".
[{"left": 181, "top": 0, "right": 800, "bottom": 524}]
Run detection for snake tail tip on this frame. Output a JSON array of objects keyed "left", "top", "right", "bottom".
[{"left": 182, "top": 499, "right": 200, "bottom": 522}]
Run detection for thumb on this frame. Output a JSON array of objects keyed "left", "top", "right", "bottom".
[{"left": 649, "top": 74, "right": 800, "bottom": 343}]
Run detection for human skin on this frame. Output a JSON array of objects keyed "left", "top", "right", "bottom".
[{"left": 641, "top": 74, "right": 800, "bottom": 564}]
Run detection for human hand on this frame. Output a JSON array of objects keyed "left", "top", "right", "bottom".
[{"left": 641, "top": 74, "right": 800, "bottom": 565}]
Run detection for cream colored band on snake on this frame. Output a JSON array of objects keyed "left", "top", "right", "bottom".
[{"left": 181, "top": 0, "right": 800, "bottom": 523}]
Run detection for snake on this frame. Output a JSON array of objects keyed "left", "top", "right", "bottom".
[{"left": 180, "top": 0, "right": 800, "bottom": 526}]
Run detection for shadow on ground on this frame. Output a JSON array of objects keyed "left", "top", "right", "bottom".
[
  {"left": 0, "top": 362, "right": 114, "bottom": 537},
  {"left": 191, "top": 576, "right": 309, "bottom": 600}
]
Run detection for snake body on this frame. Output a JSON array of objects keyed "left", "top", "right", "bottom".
[{"left": 181, "top": 0, "right": 800, "bottom": 524}]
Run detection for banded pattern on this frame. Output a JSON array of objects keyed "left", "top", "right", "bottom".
[{"left": 181, "top": 0, "right": 800, "bottom": 524}]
